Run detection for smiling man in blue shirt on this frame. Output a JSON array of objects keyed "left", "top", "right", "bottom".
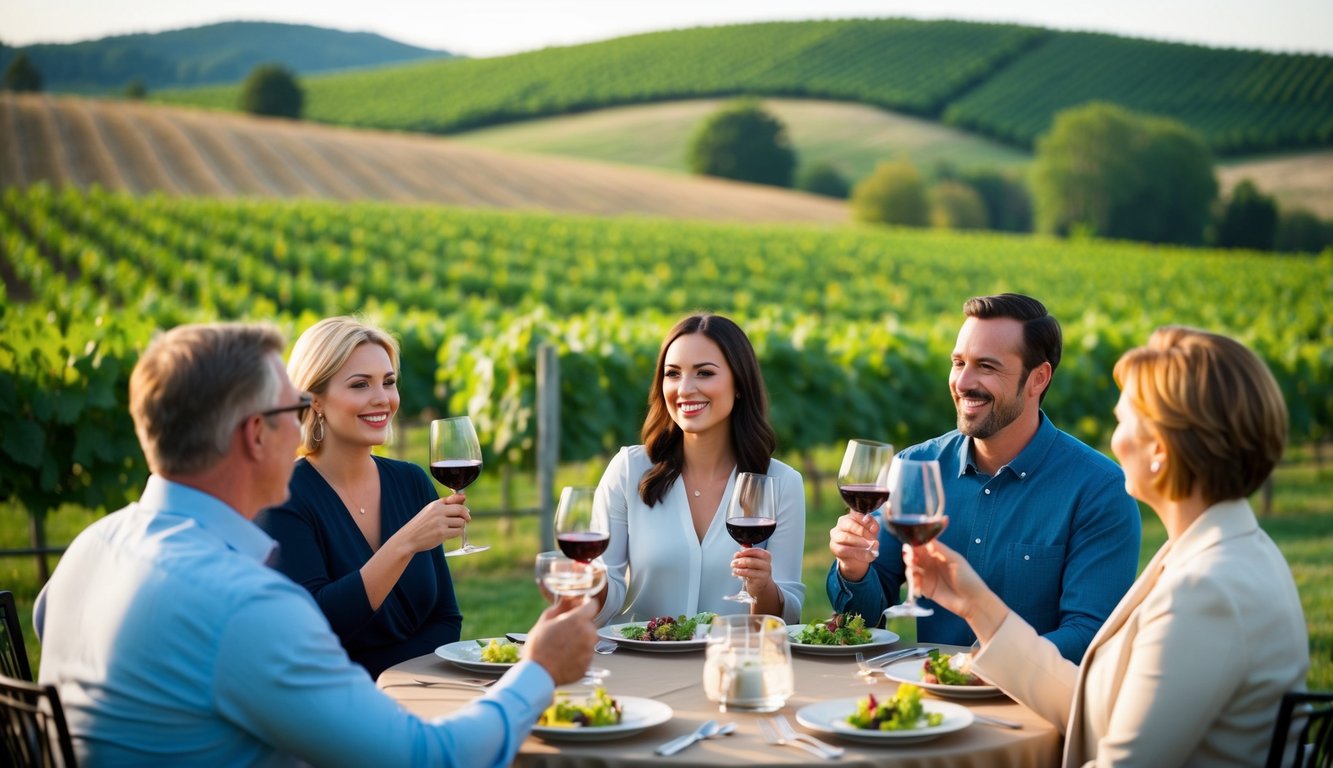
[
  {"left": 827, "top": 294, "right": 1141, "bottom": 662},
  {"left": 34, "top": 323, "right": 599, "bottom": 767}
]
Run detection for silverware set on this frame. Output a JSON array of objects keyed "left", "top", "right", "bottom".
[{"left": 854, "top": 646, "right": 934, "bottom": 678}]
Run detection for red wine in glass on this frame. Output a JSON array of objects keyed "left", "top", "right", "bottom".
[
  {"left": 838, "top": 484, "right": 890, "bottom": 515},
  {"left": 430, "top": 459, "right": 482, "bottom": 491},
  {"left": 556, "top": 531, "right": 610, "bottom": 563},
  {"left": 430, "top": 416, "right": 488, "bottom": 557},
  {"left": 885, "top": 514, "right": 947, "bottom": 546},
  {"left": 725, "top": 517, "right": 777, "bottom": 546}
]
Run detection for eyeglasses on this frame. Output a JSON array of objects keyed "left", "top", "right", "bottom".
[{"left": 260, "top": 394, "right": 313, "bottom": 421}]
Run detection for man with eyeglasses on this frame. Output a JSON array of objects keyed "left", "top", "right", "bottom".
[{"left": 34, "top": 323, "right": 599, "bottom": 767}]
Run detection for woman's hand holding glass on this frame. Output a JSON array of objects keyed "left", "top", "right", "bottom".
[{"left": 723, "top": 472, "right": 777, "bottom": 606}]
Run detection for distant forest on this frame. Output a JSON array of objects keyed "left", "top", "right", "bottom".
[{"left": 0, "top": 21, "right": 450, "bottom": 93}]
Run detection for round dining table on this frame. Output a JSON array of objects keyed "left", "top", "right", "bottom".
[{"left": 378, "top": 640, "right": 1061, "bottom": 767}]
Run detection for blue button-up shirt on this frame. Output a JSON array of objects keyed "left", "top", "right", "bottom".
[
  {"left": 827, "top": 413, "right": 1141, "bottom": 662},
  {"left": 35, "top": 475, "right": 553, "bottom": 767}
]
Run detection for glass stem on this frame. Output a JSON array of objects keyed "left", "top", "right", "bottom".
[{"left": 902, "top": 544, "right": 918, "bottom": 606}]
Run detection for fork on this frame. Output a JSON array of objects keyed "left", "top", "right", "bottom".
[
  {"left": 855, "top": 647, "right": 930, "bottom": 678},
  {"left": 758, "top": 717, "right": 844, "bottom": 759},
  {"left": 412, "top": 677, "right": 498, "bottom": 689},
  {"left": 758, "top": 718, "right": 831, "bottom": 759},
  {"left": 774, "top": 715, "right": 844, "bottom": 759}
]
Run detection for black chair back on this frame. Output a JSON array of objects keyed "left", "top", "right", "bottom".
[
  {"left": 1267, "top": 691, "right": 1333, "bottom": 768},
  {"left": 0, "top": 591, "right": 33, "bottom": 681},
  {"left": 0, "top": 674, "right": 78, "bottom": 768}
]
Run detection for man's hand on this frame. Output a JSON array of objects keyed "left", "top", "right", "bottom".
[
  {"left": 523, "top": 597, "right": 598, "bottom": 686},
  {"left": 828, "top": 510, "right": 880, "bottom": 582}
]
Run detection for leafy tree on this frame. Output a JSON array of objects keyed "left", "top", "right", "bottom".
[
  {"left": 240, "top": 64, "right": 304, "bottom": 119},
  {"left": 850, "top": 159, "right": 928, "bottom": 226},
  {"left": 3, "top": 52, "right": 43, "bottom": 92},
  {"left": 1031, "top": 102, "right": 1217, "bottom": 245},
  {"left": 1274, "top": 208, "right": 1329, "bottom": 253},
  {"left": 687, "top": 100, "right": 795, "bottom": 187},
  {"left": 929, "top": 181, "right": 989, "bottom": 230},
  {"left": 124, "top": 78, "right": 148, "bottom": 100},
  {"left": 1213, "top": 180, "right": 1278, "bottom": 250},
  {"left": 796, "top": 161, "right": 850, "bottom": 199},
  {"left": 961, "top": 169, "right": 1032, "bottom": 232}
]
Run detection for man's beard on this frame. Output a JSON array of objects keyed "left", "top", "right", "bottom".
[{"left": 955, "top": 371, "right": 1030, "bottom": 439}]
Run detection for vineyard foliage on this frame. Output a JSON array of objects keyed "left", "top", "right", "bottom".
[
  {"left": 156, "top": 19, "right": 1333, "bottom": 156},
  {"left": 2, "top": 185, "right": 1331, "bottom": 509}
]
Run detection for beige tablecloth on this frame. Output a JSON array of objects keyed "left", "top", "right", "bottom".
[{"left": 378, "top": 642, "right": 1061, "bottom": 767}]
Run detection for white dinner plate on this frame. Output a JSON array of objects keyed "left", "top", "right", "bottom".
[
  {"left": 879, "top": 658, "right": 1005, "bottom": 698},
  {"left": 532, "top": 696, "right": 673, "bottom": 742},
  {"left": 796, "top": 697, "right": 974, "bottom": 744},
  {"left": 433, "top": 638, "right": 520, "bottom": 674},
  {"left": 598, "top": 623, "right": 708, "bottom": 652},
  {"left": 786, "top": 626, "right": 900, "bottom": 656}
]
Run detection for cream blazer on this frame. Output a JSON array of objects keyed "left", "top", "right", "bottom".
[
  {"left": 590, "top": 445, "right": 806, "bottom": 626},
  {"left": 972, "top": 499, "right": 1308, "bottom": 767}
]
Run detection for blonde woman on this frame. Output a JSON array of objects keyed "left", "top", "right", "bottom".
[
  {"left": 257, "top": 317, "right": 469, "bottom": 679},
  {"left": 909, "top": 327, "right": 1309, "bottom": 766}
]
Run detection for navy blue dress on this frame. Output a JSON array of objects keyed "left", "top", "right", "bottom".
[{"left": 257, "top": 456, "right": 463, "bottom": 679}]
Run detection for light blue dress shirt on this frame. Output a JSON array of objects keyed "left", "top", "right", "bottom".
[
  {"left": 827, "top": 412, "right": 1142, "bottom": 662},
  {"left": 35, "top": 475, "right": 553, "bottom": 767}
]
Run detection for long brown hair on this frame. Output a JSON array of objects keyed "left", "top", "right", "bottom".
[{"left": 639, "top": 314, "right": 776, "bottom": 505}]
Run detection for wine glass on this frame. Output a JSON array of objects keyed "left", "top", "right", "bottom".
[
  {"left": 882, "top": 458, "right": 947, "bottom": 618},
  {"left": 430, "top": 416, "right": 489, "bottom": 557},
  {"left": 837, "top": 439, "right": 894, "bottom": 558},
  {"left": 722, "top": 472, "right": 776, "bottom": 605},
  {"left": 535, "top": 552, "right": 609, "bottom": 684},
  {"left": 554, "top": 487, "right": 608, "bottom": 563}
]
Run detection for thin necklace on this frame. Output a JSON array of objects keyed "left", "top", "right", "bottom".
[{"left": 685, "top": 464, "right": 734, "bottom": 497}]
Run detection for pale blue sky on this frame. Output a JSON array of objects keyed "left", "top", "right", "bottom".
[{"left": 3, "top": 0, "right": 1330, "bottom": 57}]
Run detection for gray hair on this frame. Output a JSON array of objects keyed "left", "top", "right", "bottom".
[{"left": 130, "top": 323, "right": 286, "bottom": 475}]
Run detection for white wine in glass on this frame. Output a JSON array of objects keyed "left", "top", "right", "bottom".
[{"left": 430, "top": 416, "right": 488, "bottom": 557}]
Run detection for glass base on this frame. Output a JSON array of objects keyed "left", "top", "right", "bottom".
[
  {"left": 720, "top": 699, "right": 785, "bottom": 713},
  {"left": 884, "top": 603, "right": 933, "bottom": 618},
  {"left": 722, "top": 592, "right": 756, "bottom": 605},
  {"left": 445, "top": 544, "right": 490, "bottom": 557}
]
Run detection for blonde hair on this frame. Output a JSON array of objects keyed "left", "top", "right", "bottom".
[
  {"left": 287, "top": 316, "right": 400, "bottom": 456},
  {"left": 1113, "top": 326, "right": 1287, "bottom": 505},
  {"left": 131, "top": 323, "right": 285, "bottom": 475}
]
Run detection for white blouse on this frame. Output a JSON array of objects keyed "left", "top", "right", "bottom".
[{"left": 591, "top": 445, "right": 806, "bottom": 627}]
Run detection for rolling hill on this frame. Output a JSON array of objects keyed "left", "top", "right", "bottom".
[
  {"left": 0, "top": 21, "right": 450, "bottom": 94},
  {"left": 0, "top": 93, "right": 845, "bottom": 223},
  {"left": 157, "top": 19, "right": 1333, "bottom": 156}
]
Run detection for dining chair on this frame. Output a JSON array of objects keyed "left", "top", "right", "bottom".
[
  {"left": 1266, "top": 690, "right": 1333, "bottom": 768},
  {"left": 0, "top": 591, "right": 33, "bottom": 681},
  {"left": 0, "top": 674, "right": 79, "bottom": 767}
]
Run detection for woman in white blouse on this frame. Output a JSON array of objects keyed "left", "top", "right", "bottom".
[
  {"left": 591, "top": 313, "right": 805, "bottom": 626},
  {"left": 909, "top": 327, "right": 1308, "bottom": 766}
]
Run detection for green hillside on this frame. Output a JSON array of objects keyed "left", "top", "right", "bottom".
[
  {"left": 944, "top": 31, "right": 1333, "bottom": 153},
  {"left": 157, "top": 19, "right": 1333, "bottom": 156},
  {"left": 160, "top": 19, "right": 1044, "bottom": 131},
  {"left": 0, "top": 21, "right": 450, "bottom": 94}
]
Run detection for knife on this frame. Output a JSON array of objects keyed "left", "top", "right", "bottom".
[
  {"left": 505, "top": 633, "right": 528, "bottom": 643},
  {"left": 654, "top": 719, "right": 718, "bottom": 756}
]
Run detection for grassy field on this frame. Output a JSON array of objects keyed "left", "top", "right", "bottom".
[
  {"left": 454, "top": 97, "right": 1031, "bottom": 183},
  {"left": 3, "top": 442, "right": 1328, "bottom": 690}
]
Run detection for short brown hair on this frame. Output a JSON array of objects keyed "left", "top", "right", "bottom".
[
  {"left": 286, "top": 316, "right": 400, "bottom": 456},
  {"left": 130, "top": 323, "right": 286, "bottom": 476},
  {"left": 964, "top": 293, "right": 1062, "bottom": 403},
  {"left": 1113, "top": 326, "right": 1287, "bottom": 504}
]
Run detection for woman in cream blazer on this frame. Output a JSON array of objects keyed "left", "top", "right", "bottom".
[
  {"left": 911, "top": 327, "right": 1308, "bottom": 766},
  {"left": 590, "top": 313, "right": 806, "bottom": 626}
]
